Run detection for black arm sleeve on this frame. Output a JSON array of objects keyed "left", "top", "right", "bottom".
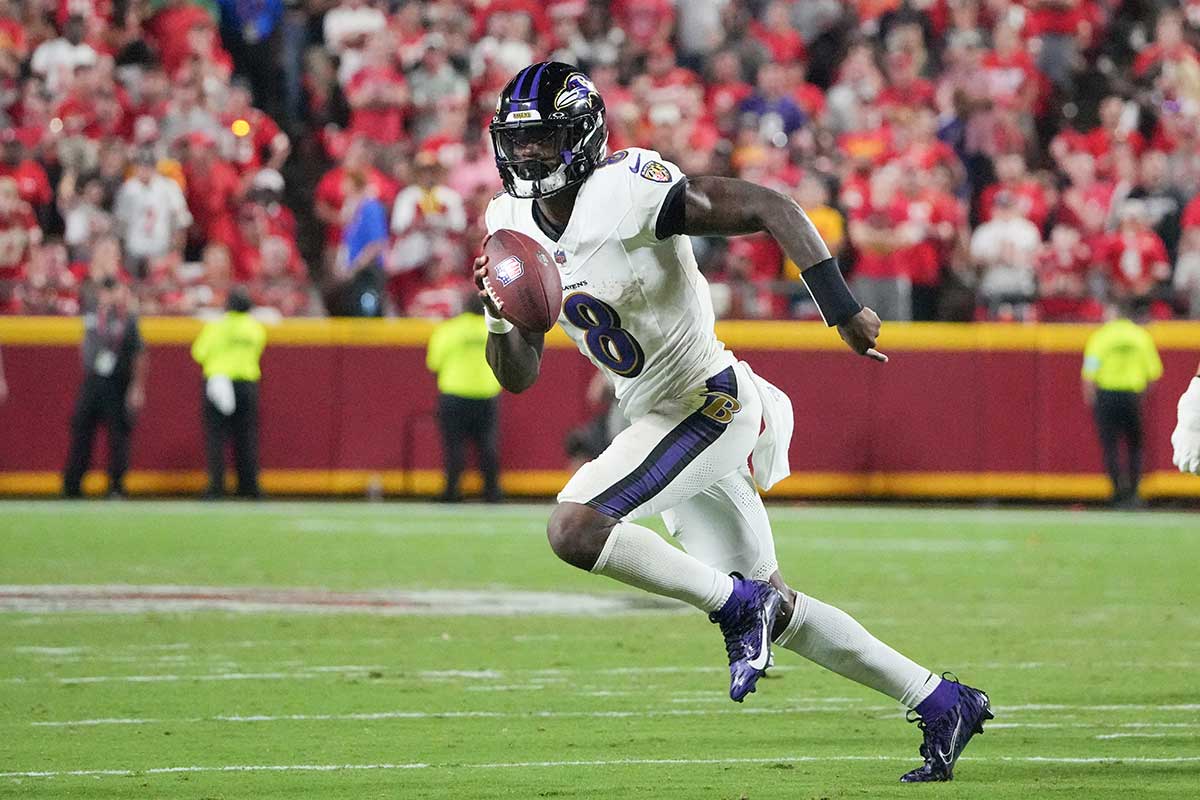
[
  {"left": 802, "top": 258, "right": 863, "bottom": 327},
  {"left": 654, "top": 178, "right": 689, "bottom": 240}
]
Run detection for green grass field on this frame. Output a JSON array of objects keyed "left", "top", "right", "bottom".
[{"left": 0, "top": 501, "right": 1197, "bottom": 799}]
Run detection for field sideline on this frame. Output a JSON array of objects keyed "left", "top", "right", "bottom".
[{"left": 0, "top": 501, "right": 1197, "bottom": 799}]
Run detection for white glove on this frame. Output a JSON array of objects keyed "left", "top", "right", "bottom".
[
  {"left": 206, "top": 375, "right": 236, "bottom": 416},
  {"left": 1172, "top": 377, "right": 1200, "bottom": 475}
]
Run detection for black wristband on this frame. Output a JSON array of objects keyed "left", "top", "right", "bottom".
[{"left": 801, "top": 257, "right": 863, "bottom": 327}]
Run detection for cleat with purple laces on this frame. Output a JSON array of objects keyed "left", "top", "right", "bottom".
[
  {"left": 899, "top": 673, "right": 994, "bottom": 782},
  {"left": 707, "top": 573, "right": 781, "bottom": 702}
]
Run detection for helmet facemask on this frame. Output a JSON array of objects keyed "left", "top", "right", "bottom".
[{"left": 491, "top": 113, "right": 607, "bottom": 199}]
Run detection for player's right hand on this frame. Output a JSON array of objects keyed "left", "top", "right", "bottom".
[
  {"left": 472, "top": 235, "right": 503, "bottom": 318},
  {"left": 837, "top": 307, "right": 888, "bottom": 363},
  {"left": 1172, "top": 377, "right": 1200, "bottom": 474}
]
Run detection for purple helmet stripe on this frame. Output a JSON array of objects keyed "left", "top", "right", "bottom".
[
  {"left": 508, "top": 65, "right": 534, "bottom": 109},
  {"left": 527, "top": 62, "right": 549, "bottom": 102}
]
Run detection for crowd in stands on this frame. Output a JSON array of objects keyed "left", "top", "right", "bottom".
[{"left": 2, "top": 0, "right": 1200, "bottom": 321}]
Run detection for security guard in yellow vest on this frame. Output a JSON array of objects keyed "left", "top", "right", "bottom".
[
  {"left": 427, "top": 294, "right": 503, "bottom": 503},
  {"left": 192, "top": 287, "right": 267, "bottom": 499},
  {"left": 1082, "top": 303, "right": 1163, "bottom": 506}
]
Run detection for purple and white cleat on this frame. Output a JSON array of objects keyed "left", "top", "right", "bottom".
[
  {"left": 707, "top": 573, "right": 782, "bottom": 702},
  {"left": 899, "top": 674, "right": 994, "bottom": 782}
]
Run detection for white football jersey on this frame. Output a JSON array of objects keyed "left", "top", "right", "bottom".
[{"left": 485, "top": 147, "right": 734, "bottom": 420}]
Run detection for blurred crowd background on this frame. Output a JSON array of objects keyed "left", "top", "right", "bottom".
[{"left": 2, "top": 0, "right": 1200, "bottom": 322}]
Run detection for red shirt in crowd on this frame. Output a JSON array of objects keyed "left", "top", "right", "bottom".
[
  {"left": 0, "top": 204, "right": 38, "bottom": 281},
  {"left": 1023, "top": 0, "right": 1098, "bottom": 39},
  {"left": 1035, "top": 236, "right": 1102, "bottom": 320},
  {"left": 314, "top": 166, "right": 399, "bottom": 246},
  {"left": 706, "top": 80, "right": 753, "bottom": 119},
  {"left": 979, "top": 180, "right": 1050, "bottom": 230},
  {"left": 346, "top": 65, "right": 408, "bottom": 144},
  {"left": 144, "top": 4, "right": 228, "bottom": 76},
  {"left": 877, "top": 78, "right": 935, "bottom": 111},
  {"left": 791, "top": 82, "right": 826, "bottom": 117},
  {"left": 981, "top": 49, "right": 1041, "bottom": 111},
  {"left": 1097, "top": 228, "right": 1171, "bottom": 293},
  {"left": 184, "top": 158, "right": 242, "bottom": 248},
  {"left": 1181, "top": 193, "right": 1200, "bottom": 230},
  {"left": 749, "top": 20, "right": 806, "bottom": 64},
  {"left": 221, "top": 107, "right": 285, "bottom": 173},
  {"left": 0, "top": 161, "right": 52, "bottom": 211},
  {"left": 0, "top": 16, "right": 26, "bottom": 55},
  {"left": 612, "top": 0, "right": 674, "bottom": 48},
  {"left": 850, "top": 202, "right": 908, "bottom": 279},
  {"left": 889, "top": 190, "right": 961, "bottom": 287}
]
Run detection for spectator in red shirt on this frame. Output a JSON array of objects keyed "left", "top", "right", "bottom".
[
  {"left": 20, "top": 238, "right": 79, "bottom": 316},
  {"left": 1058, "top": 150, "right": 1114, "bottom": 236},
  {"left": 848, "top": 166, "right": 913, "bottom": 321},
  {"left": 181, "top": 132, "right": 242, "bottom": 255},
  {"left": 705, "top": 49, "right": 753, "bottom": 128},
  {"left": 979, "top": 153, "right": 1050, "bottom": 231},
  {"left": 220, "top": 78, "right": 290, "bottom": 175},
  {"left": 1133, "top": 8, "right": 1200, "bottom": 79},
  {"left": 878, "top": 50, "right": 935, "bottom": 114},
  {"left": 345, "top": 34, "right": 409, "bottom": 146},
  {"left": 0, "top": 176, "right": 40, "bottom": 309},
  {"left": 1035, "top": 223, "right": 1101, "bottom": 321},
  {"left": 0, "top": 131, "right": 51, "bottom": 217},
  {"left": 406, "top": 247, "right": 473, "bottom": 320},
  {"left": 612, "top": 0, "right": 673, "bottom": 54},
  {"left": 314, "top": 135, "right": 398, "bottom": 264},
  {"left": 1099, "top": 200, "right": 1171, "bottom": 302},
  {"left": 639, "top": 43, "right": 700, "bottom": 114},
  {"left": 1082, "top": 96, "right": 1146, "bottom": 179},
  {"left": 750, "top": 2, "right": 806, "bottom": 64},
  {"left": 981, "top": 23, "right": 1042, "bottom": 115},
  {"left": 247, "top": 169, "right": 297, "bottom": 242}
]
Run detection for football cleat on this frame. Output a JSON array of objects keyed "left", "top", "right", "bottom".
[
  {"left": 708, "top": 574, "right": 782, "bottom": 702},
  {"left": 899, "top": 675, "right": 994, "bottom": 782}
]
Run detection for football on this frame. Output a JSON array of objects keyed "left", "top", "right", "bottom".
[{"left": 483, "top": 229, "right": 563, "bottom": 333}]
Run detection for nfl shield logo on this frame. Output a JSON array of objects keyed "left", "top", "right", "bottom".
[
  {"left": 494, "top": 256, "right": 524, "bottom": 287},
  {"left": 554, "top": 249, "right": 567, "bottom": 265}
]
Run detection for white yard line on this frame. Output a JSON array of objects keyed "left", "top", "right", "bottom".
[
  {"left": 3, "top": 665, "right": 383, "bottom": 685},
  {"left": 26, "top": 708, "right": 1200, "bottom": 729},
  {"left": 0, "top": 585, "right": 685, "bottom": 617},
  {"left": 5, "top": 754, "right": 1200, "bottom": 780}
]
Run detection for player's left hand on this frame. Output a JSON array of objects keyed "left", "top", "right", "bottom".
[
  {"left": 837, "top": 307, "right": 888, "bottom": 363},
  {"left": 1172, "top": 378, "right": 1200, "bottom": 474}
]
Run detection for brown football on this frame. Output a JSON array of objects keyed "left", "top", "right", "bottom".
[{"left": 483, "top": 229, "right": 563, "bottom": 333}]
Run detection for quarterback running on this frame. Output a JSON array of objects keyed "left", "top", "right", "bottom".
[{"left": 474, "top": 61, "right": 992, "bottom": 782}]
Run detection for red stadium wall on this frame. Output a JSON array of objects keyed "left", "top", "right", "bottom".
[{"left": 1, "top": 318, "right": 1197, "bottom": 500}]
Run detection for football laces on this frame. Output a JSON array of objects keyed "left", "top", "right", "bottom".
[{"left": 481, "top": 275, "right": 505, "bottom": 310}]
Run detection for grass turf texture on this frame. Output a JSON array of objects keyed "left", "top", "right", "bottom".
[{"left": 0, "top": 501, "right": 1197, "bottom": 799}]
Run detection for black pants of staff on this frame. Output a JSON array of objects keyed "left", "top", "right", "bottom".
[
  {"left": 203, "top": 380, "right": 261, "bottom": 498},
  {"left": 1093, "top": 389, "right": 1144, "bottom": 503},
  {"left": 438, "top": 394, "right": 500, "bottom": 503},
  {"left": 63, "top": 375, "right": 133, "bottom": 497}
]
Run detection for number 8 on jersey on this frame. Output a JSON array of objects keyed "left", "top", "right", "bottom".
[{"left": 562, "top": 293, "right": 646, "bottom": 378}]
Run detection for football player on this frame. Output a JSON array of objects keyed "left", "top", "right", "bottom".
[
  {"left": 474, "top": 62, "right": 991, "bottom": 782},
  {"left": 1173, "top": 361, "right": 1200, "bottom": 474}
]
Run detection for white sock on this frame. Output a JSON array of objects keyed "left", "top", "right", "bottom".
[
  {"left": 775, "top": 591, "right": 939, "bottom": 708},
  {"left": 591, "top": 522, "right": 734, "bottom": 613}
]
